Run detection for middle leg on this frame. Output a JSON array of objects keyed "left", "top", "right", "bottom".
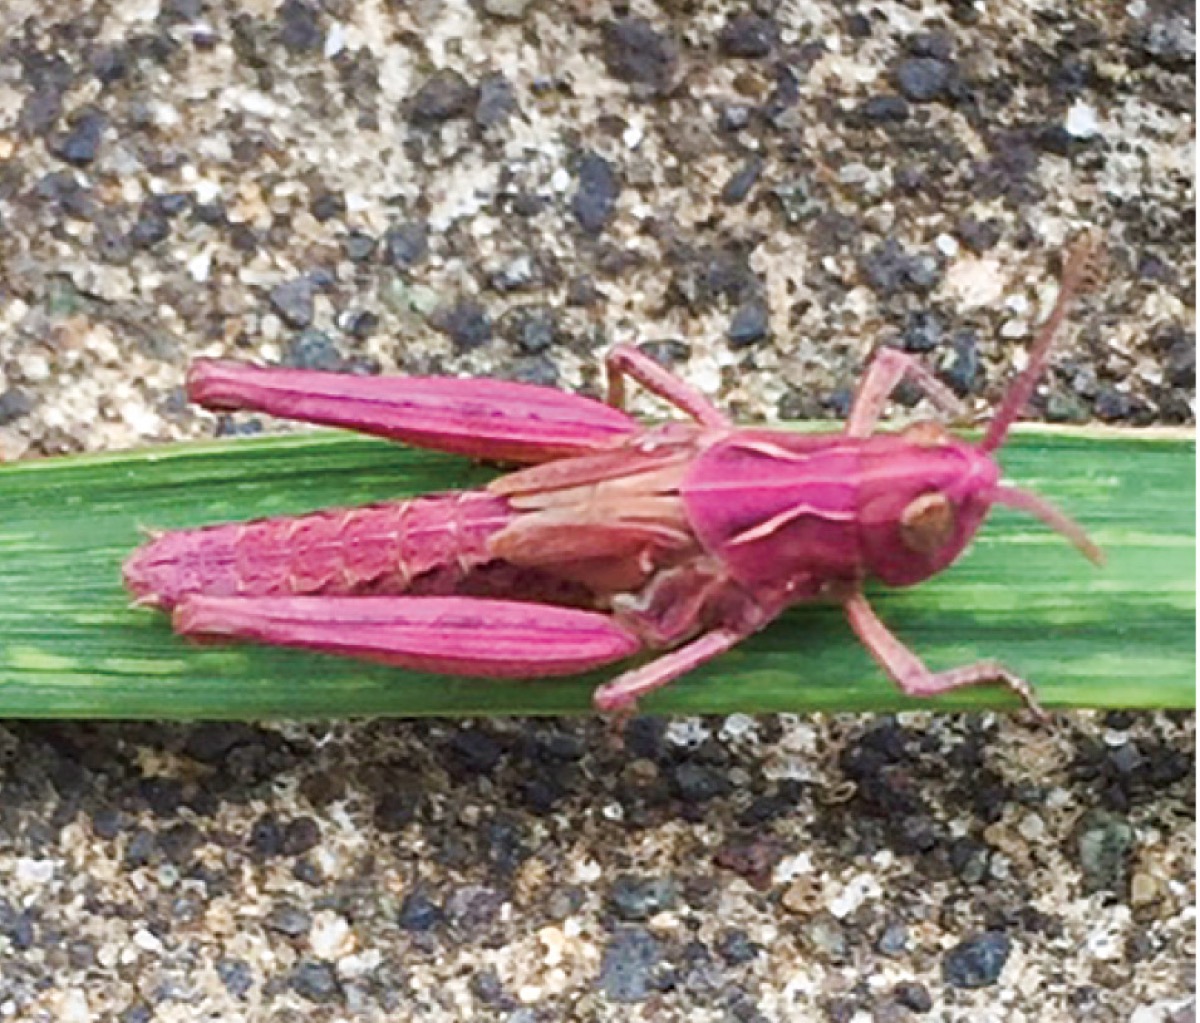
[
  {"left": 605, "top": 344, "right": 730, "bottom": 428},
  {"left": 845, "top": 348, "right": 966, "bottom": 437}
]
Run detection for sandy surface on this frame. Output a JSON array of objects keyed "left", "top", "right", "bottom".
[{"left": 0, "top": 1, "right": 1194, "bottom": 1020}]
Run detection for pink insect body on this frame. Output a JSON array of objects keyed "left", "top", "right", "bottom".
[{"left": 124, "top": 242, "right": 1100, "bottom": 714}]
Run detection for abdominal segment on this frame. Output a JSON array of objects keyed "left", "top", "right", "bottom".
[{"left": 123, "top": 491, "right": 520, "bottom": 610}]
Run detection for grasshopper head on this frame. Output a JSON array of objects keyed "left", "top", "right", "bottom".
[
  {"left": 861, "top": 236, "right": 1103, "bottom": 588},
  {"left": 858, "top": 428, "right": 1000, "bottom": 587},
  {"left": 858, "top": 426, "right": 1102, "bottom": 588}
]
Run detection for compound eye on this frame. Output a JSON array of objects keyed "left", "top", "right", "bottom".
[
  {"left": 901, "top": 421, "right": 951, "bottom": 447},
  {"left": 900, "top": 492, "right": 955, "bottom": 554}
]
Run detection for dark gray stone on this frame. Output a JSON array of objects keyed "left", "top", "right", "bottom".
[
  {"left": 728, "top": 300, "right": 769, "bottom": 347},
  {"left": 718, "top": 14, "right": 776, "bottom": 58},
  {"left": 409, "top": 69, "right": 477, "bottom": 125},
  {"left": 598, "top": 927, "right": 663, "bottom": 1003},
  {"left": 269, "top": 278, "right": 315, "bottom": 329},
  {"left": 291, "top": 960, "right": 340, "bottom": 1003},
  {"left": 383, "top": 221, "right": 428, "bottom": 268},
  {"left": 0, "top": 388, "right": 34, "bottom": 425},
  {"left": 721, "top": 156, "right": 763, "bottom": 204},
  {"left": 860, "top": 94, "right": 910, "bottom": 123},
  {"left": 608, "top": 875, "right": 677, "bottom": 921},
  {"left": 397, "top": 890, "right": 443, "bottom": 932},
  {"left": 52, "top": 109, "right": 106, "bottom": 166},
  {"left": 943, "top": 931, "right": 1011, "bottom": 988},
  {"left": 476, "top": 72, "right": 517, "bottom": 128},
  {"left": 277, "top": 0, "right": 323, "bottom": 52},
  {"left": 602, "top": 18, "right": 676, "bottom": 95},
  {"left": 1076, "top": 810, "right": 1135, "bottom": 891},
  {"left": 283, "top": 329, "right": 341, "bottom": 371},
  {"left": 572, "top": 153, "right": 621, "bottom": 234},
  {"left": 895, "top": 57, "right": 951, "bottom": 102}
]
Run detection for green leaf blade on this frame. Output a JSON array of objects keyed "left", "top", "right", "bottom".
[{"left": 0, "top": 428, "right": 1193, "bottom": 718}]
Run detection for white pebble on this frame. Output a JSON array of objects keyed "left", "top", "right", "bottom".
[
  {"left": 1017, "top": 813, "right": 1046, "bottom": 841},
  {"left": 719, "top": 713, "right": 756, "bottom": 741},
  {"left": 337, "top": 949, "right": 381, "bottom": 979},
  {"left": 772, "top": 852, "right": 813, "bottom": 883},
  {"left": 550, "top": 167, "right": 572, "bottom": 192},
  {"left": 935, "top": 233, "right": 959, "bottom": 257},
  {"left": 325, "top": 21, "right": 346, "bottom": 59},
  {"left": 829, "top": 872, "right": 882, "bottom": 919},
  {"left": 666, "top": 718, "right": 710, "bottom": 747},
  {"left": 1000, "top": 318, "right": 1028, "bottom": 338},
  {"left": 1065, "top": 100, "right": 1101, "bottom": 139},
  {"left": 132, "top": 928, "right": 163, "bottom": 953},
  {"left": 186, "top": 250, "right": 212, "bottom": 283},
  {"left": 15, "top": 858, "right": 55, "bottom": 884},
  {"left": 310, "top": 911, "right": 355, "bottom": 959},
  {"left": 55, "top": 990, "right": 91, "bottom": 1023},
  {"left": 193, "top": 178, "right": 222, "bottom": 204}
]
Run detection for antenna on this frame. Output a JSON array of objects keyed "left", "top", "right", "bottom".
[{"left": 980, "top": 234, "right": 1099, "bottom": 453}]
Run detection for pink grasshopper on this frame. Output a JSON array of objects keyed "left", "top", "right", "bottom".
[{"left": 124, "top": 241, "right": 1101, "bottom": 715}]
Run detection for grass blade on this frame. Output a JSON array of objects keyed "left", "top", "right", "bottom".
[{"left": 0, "top": 427, "right": 1192, "bottom": 718}]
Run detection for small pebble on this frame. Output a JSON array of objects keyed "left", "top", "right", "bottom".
[
  {"left": 943, "top": 931, "right": 1011, "bottom": 988},
  {"left": 484, "top": 0, "right": 533, "bottom": 18},
  {"left": 572, "top": 153, "right": 621, "bottom": 234},
  {"left": 0, "top": 388, "right": 34, "bottom": 425},
  {"left": 943, "top": 329, "right": 980, "bottom": 396},
  {"left": 450, "top": 727, "right": 504, "bottom": 772},
  {"left": 670, "top": 762, "right": 732, "bottom": 802},
  {"left": 902, "top": 310, "right": 942, "bottom": 353},
  {"left": 291, "top": 959, "right": 340, "bottom": 1003},
  {"left": 409, "top": 69, "right": 477, "bottom": 125},
  {"left": 383, "top": 221, "right": 428, "bottom": 268},
  {"left": 895, "top": 57, "right": 952, "bottom": 102},
  {"left": 281, "top": 816, "right": 321, "bottom": 856},
  {"left": 216, "top": 957, "right": 255, "bottom": 998},
  {"left": 602, "top": 18, "right": 676, "bottom": 95},
  {"left": 860, "top": 95, "right": 910, "bottom": 123},
  {"left": 877, "top": 921, "right": 909, "bottom": 957},
  {"left": 283, "top": 329, "right": 341, "bottom": 371},
  {"left": 501, "top": 305, "right": 559, "bottom": 354},
  {"left": 608, "top": 875, "right": 677, "bottom": 921},
  {"left": 52, "top": 109, "right": 106, "bottom": 166},
  {"left": 266, "top": 903, "right": 312, "bottom": 937},
  {"left": 269, "top": 278, "right": 316, "bottom": 329},
  {"left": 397, "top": 890, "right": 443, "bottom": 932},
  {"left": 598, "top": 927, "right": 663, "bottom": 1003},
  {"left": 1065, "top": 100, "right": 1101, "bottom": 139},
  {"left": 476, "top": 72, "right": 517, "bottom": 129},
  {"left": 892, "top": 982, "right": 933, "bottom": 1013},
  {"left": 719, "top": 14, "right": 776, "bottom": 58},
  {"left": 721, "top": 156, "right": 763, "bottom": 205},
  {"left": 1076, "top": 810, "right": 1135, "bottom": 892},
  {"left": 342, "top": 230, "right": 376, "bottom": 262},
  {"left": 1130, "top": 872, "right": 1160, "bottom": 907},
  {"left": 277, "top": 0, "right": 323, "bottom": 53},
  {"left": 431, "top": 298, "right": 492, "bottom": 350},
  {"left": 727, "top": 299, "right": 769, "bottom": 348}
]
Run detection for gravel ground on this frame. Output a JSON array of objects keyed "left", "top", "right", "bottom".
[{"left": 0, "top": 1, "right": 1194, "bottom": 1021}]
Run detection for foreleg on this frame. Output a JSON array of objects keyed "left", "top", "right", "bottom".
[
  {"left": 845, "top": 348, "right": 965, "bottom": 437},
  {"left": 843, "top": 592, "right": 1046, "bottom": 718},
  {"left": 592, "top": 628, "right": 746, "bottom": 712},
  {"left": 605, "top": 344, "right": 730, "bottom": 428}
]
